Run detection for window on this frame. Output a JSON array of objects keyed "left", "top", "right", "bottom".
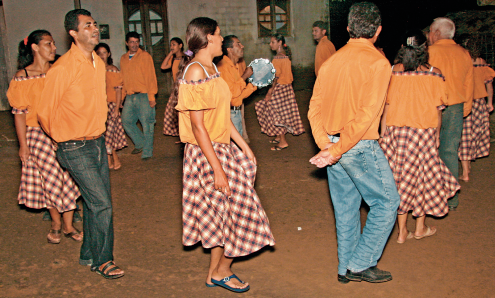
[{"left": 257, "top": 0, "right": 290, "bottom": 37}]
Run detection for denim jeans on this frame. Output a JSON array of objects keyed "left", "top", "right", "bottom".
[
  {"left": 122, "top": 93, "right": 156, "bottom": 158},
  {"left": 326, "top": 136, "right": 400, "bottom": 275},
  {"left": 56, "top": 136, "right": 114, "bottom": 268},
  {"left": 230, "top": 109, "right": 243, "bottom": 136},
  {"left": 439, "top": 103, "right": 463, "bottom": 208}
]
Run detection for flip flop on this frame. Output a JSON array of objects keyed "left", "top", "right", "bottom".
[
  {"left": 414, "top": 226, "right": 437, "bottom": 240},
  {"left": 271, "top": 145, "right": 288, "bottom": 151},
  {"left": 269, "top": 139, "right": 280, "bottom": 144},
  {"left": 211, "top": 274, "right": 250, "bottom": 293},
  {"left": 64, "top": 228, "right": 83, "bottom": 242},
  {"left": 205, "top": 282, "right": 217, "bottom": 288},
  {"left": 397, "top": 231, "right": 413, "bottom": 244}
]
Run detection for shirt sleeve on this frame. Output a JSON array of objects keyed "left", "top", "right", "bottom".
[
  {"left": 144, "top": 53, "right": 158, "bottom": 102},
  {"left": 315, "top": 42, "right": 335, "bottom": 76},
  {"left": 175, "top": 83, "right": 216, "bottom": 111},
  {"left": 484, "top": 66, "right": 495, "bottom": 84},
  {"left": 308, "top": 74, "right": 331, "bottom": 149},
  {"left": 6, "top": 79, "right": 29, "bottom": 111},
  {"left": 463, "top": 61, "right": 475, "bottom": 117}
]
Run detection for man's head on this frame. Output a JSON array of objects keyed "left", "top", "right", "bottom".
[
  {"left": 125, "top": 31, "right": 141, "bottom": 54},
  {"left": 312, "top": 21, "right": 328, "bottom": 42},
  {"left": 428, "top": 17, "right": 455, "bottom": 46},
  {"left": 222, "top": 35, "right": 244, "bottom": 62},
  {"left": 347, "top": 2, "right": 382, "bottom": 41},
  {"left": 64, "top": 9, "right": 99, "bottom": 47}
]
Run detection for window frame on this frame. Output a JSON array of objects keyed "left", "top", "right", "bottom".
[{"left": 256, "top": 0, "right": 291, "bottom": 37}]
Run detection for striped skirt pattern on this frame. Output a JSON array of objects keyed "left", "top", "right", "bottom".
[
  {"left": 458, "top": 98, "right": 490, "bottom": 161},
  {"left": 18, "top": 127, "right": 80, "bottom": 212},
  {"left": 255, "top": 84, "right": 305, "bottom": 137},
  {"left": 380, "top": 126, "right": 460, "bottom": 217},
  {"left": 163, "top": 93, "right": 179, "bottom": 136},
  {"left": 105, "top": 102, "right": 128, "bottom": 154},
  {"left": 182, "top": 142, "right": 275, "bottom": 257}
]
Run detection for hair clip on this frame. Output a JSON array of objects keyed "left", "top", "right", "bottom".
[
  {"left": 283, "top": 43, "right": 287, "bottom": 47},
  {"left": 185, "top": 50, "right": 193, "bottom": 57},
  {"left": 406, "top": 37, "right": 414, "bottom": 46},
  {"left": 24, "top": 36, "right": 29, "bottom": 46}
]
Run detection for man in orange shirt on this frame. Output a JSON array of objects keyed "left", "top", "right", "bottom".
[
  {"left": 217, "top": 35, "right": 257, "bottom": 136},
  {"left": 428, "top": 17, "right": 474, "bottom": 210},
  {"left": 308, "top": 2, "right": 399, "bottom": 284},
  {"left": 312, "top": 21, "right": 336, "bottom": 76},
  {"left": 120, "top": 31, "right": 158, "bottom": 160},
  {"left": 38, "top": 9, "right": 124, "bottom": 279}
]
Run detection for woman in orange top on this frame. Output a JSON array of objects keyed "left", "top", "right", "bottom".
[
  {"left": 379, "top": 30, "right": 460, "bottom": 243},
  {"left": 457, "top": 37, "right": 495, "bottom": 181},
  {"left": 95, "top": 43, "right": 128, "bottom": 170},
  {"left": 255, "top": 34, "right": 305, "bottom": 150},
  {"left": 7, "top": 30, "right": 82, "bottom": 244},
  {"left": 174, "top": 17, "right": 274, "bottom": 293},
  {"left": 162, "top": 37, "right": 185, "bottom": 139}
]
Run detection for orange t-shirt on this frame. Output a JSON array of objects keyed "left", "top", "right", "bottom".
[
  {"left": 37, "top": 43, "right": 108, "bottom": 142},
  {"left": 176, "top": 70, "right": 231, "bottom": 145},
  {"left": 105, "top": 69, "right": 124, "bottom": 103},
  {"left": 473, "top": 64, "right": 495, "bottom": 99},
  {"left": 386, "top": 69, "right": 446, "bottom": 129},
  {"left": 273, "top": 56, "right": 293, "bottom": 85},
  {"left": 172, "top": 57, "right": 181, "bottom": 82},
  {"left": 217, "top": 55, "right": 256, "bottom": 107},
  {"left": 120, "top": 48, "right": 158, "bottom": 102},
  {"left": 7, "top": 74, "right": 46, "bottom": 127},
  {"left": 308, "top": 38, "right": 391, "bottom": 156},
  {"left": 315, "top": 36, "right": 336, "bottom": 76},
  {"left": 428, "top": 39, "right": 474, "bottom": 116}
]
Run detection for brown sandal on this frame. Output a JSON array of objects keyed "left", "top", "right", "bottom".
[
  {"left": 64, "top": 228, "right": 83, "bottom": 242},
  {"left": 47, "top": 229, "right": 62, "bottom": 244}
]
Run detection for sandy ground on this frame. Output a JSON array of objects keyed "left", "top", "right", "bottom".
[{"left": 1, "top": 90, "right": 494, "bottom": 298}]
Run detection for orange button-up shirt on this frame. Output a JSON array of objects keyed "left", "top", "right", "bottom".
[
  {"left": 428, "top": 39, "right": 474, "bottom": 116},
  {"left": 315, "top": 36, "right": 336, "bottom": 76},
  {"left": 273, "top": 56, "right": 293, "bottom": 85},
  {"left": 120, "top": 48, "right": 158, "bottom": 102},
  {"left": 473, "top": 64, "right": 495, "bottom": 99},
  {"left": 37, "top": 43, "right": 107, "bottom": 142},
  {"left": 217, "top": 55, "right": 256, "bottom": 107},
  {"left": 105, "top": 69, "right": 124, "bottom": 103},
  {"left": 308, "top": 38, "right": 391, "bottom": 157}
]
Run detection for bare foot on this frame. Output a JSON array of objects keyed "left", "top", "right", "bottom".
[
  {"left": 459, "top": 175, "right": 469, "bottom": 182},
  {"left": 397, "top": 231, "right": 413, "bottom": 244}
]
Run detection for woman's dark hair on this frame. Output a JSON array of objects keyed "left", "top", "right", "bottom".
[
  {"left": 17, "top": 29, "right": 52, "bottom": 70},
  {"left": 272, "top": 33, "right": 292, "bottom": 60},
  {"left": 348, "top": 2, "right": 381, "bottom": 39},
  {"left": 170, "top": 37, "right": 184, "bottom": 52},
  {"left": 395, "top": 29, "right": 429, "bottom": 71},
  {"left": 94, "top": 43, "right": 113, "bottom": 65},
  {"left": 463, "top": 36, "right": 481, "bottom": 60}
]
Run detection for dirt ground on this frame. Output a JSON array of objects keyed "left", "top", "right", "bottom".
[{"left": 1, "top": 89, "right": 494, "bottom": 298}]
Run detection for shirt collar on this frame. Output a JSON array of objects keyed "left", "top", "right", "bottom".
[
  {"left": 69, "top": 43, "right": 97, "bottom": 65},
  {"left": 433, "top": 39, "right": 457, "bottom": 46},
  {"left": 222, "top": 55, "right": 236, "bottom": 68},
  {"left": 127, "top": 47, "right": 142, "bottom": 58},
  {"left": 347, "top": 38, "right": 375, "bottom": 48}
]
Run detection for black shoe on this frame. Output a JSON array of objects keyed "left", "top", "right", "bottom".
[
  {"left": 448, "top": 206, "right": 457, "bottom": 211},
  {"left": 131, "top": 148, "right": 143, "bottom": 154},
  {"left": 42, "top": 210, "right": 52, "bottom": 221},
  {"left": 338, "top": 274, "right": 350, "bottom": 284},
  {"left": 345, "top": 266, "right": 392, "bottom": 283},
  {"left": 73, "top": 211, "right": 83, "bottom": 222}
]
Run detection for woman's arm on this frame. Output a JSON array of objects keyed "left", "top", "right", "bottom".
[
  {"left": 486, "top": 82, "right": 493, "bottom": 112},
  {"left": 113, "top": 87, "right": 123, "bottom": 118},
  {"left": 380, "top": 103, "right": 389, "bottom": 137},
  {"left": 230, "top": 121, "right": 256, "bottom": 165},
  {"left": 436, "top": 109, "right": 442, "bottom": 148},
  {"left": 14, "top": 113, "right": 30, "bottom": 163},
  {"left": 161, "top": 51, "right": 174, "bottom": 70}
]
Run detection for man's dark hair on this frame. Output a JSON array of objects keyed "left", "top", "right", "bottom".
[
  {"left": 348, "top": 2, "right": 381, "bottom": 39},
  {"left": 64, "top": 9, "right": 91, "bottom": 35},
  {"left": 222, "top": 35, "right": 238, "bottom": 57},
  {"left": 126, "top": 31, "right": 140, "bottom": 42},
  {"left": 312, "top": 21, "right": 328, "bottom": 36}
]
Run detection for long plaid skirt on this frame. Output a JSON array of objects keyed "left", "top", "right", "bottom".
[
  {"left": 105, "top": 102, "right": 128, "bottom": 154},
  {"left": 255, "top": 84, "right": 305, "bottom": 137},
  {"left": 163, "top": 93, "right": 179, "bottom": 136},
  {"left": 182, "top": 142, "right": 275, "bottom": 257},
  {"left": 458, "top": 98, "right": 490, "bottom": 161},
  {"left": 380, "top": 126, "right": 460, "bottom": 217},
  {"left": 18, "top": 127, "right": 80, "bottom": 212}
]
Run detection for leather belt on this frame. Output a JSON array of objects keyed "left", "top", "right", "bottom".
[
  {"left": 231, "top": 105, "right": 242, "bottom": 111},
  {"left": 73, "top": 135, "right": 102, "bottom": 141}
]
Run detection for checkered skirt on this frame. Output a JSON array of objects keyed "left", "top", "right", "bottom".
[
  {"left": 255, "top": 84, "right": 305, "bottom": 136},
  {"left": 18, "top": 127, "right": 80, "bottom": 211},
  {"left": 380, "top": 126, "right": 460, "bottom": 217},
  {"left": 105, "top": 102, "right": 128, "bottom": 154},
  {"left": 458, "top": 98, "right": 490, "bottom": 161},
  {"left": 163, "top": 93, "right": 179, "bottom": 136},
  {"left": 182, "top": 142, "right": 275, "bottom": 257}
]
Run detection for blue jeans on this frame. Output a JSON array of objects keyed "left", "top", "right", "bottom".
[
  {"left": 56, "top": 137, "right": 114, "bottom": 268},
  {"left": 439, "top": 103, "right": 463, "bottom": 208},
  {"left": 326, "top": 136, "right": 400, "bottom": 275},
  {"left": 230, "top": 109, "right": 243, "bottom": 136},
  {"left": 122, "top": 93, "right": 156, "bottom": 158}
]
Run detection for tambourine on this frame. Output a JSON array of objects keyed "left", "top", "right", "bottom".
[{"left": 248, "top": 58, "right": 276, "bottom": 88}]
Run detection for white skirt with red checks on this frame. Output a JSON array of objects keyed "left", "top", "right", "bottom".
[
  {"left": 255, "top": 84, "right": 305, "bottom": 137},
  {"left": 105, "top": 102, "right": 128, "bottom": 154},
  {"left": 380, "top": 126, "right": 460, "bottom": 217},
  {"left": 182, "top": 142, "right": 275, "bottom": 257},
  {"left": 163, "top": 93, "right": 179, "bottom": 136},
  {"left": 458, "top": 98, "right": 491, "bottom": 161},
  {"left": 18, "top": 126, "right": 80, "bottom": 212}
]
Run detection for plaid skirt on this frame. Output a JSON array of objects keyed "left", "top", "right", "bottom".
[
  {"left": 163, "top": 93, "right": 179, "bottom": 136},
  {"left": 105, "top": 102, "right": 128, "bottom": 154},
  {"left": 18, "top": 127, "right": 80, "bottom": 212},
  {"left": 255, "top": 84, "right": 305, "bottom": 137},
  {"left": 380, "top": 126, "right": 460, "bottom": 217},
  {"left": 458, "top": 98, "right": 490, "bottom": 161},
  {"left": 182, "top": 142, "right": 275, "bottom": 257}
]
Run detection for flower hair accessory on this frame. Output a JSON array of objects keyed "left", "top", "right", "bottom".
[
  {"left": 24, "top": 36, "right": 29, "bottom": 46},
  {"left": 283, "top": 43, "right": 287, "bottom": 47},
  {"left": 184, "top": 49, "right": 193, "bottom": 57},
  {"left": 406, "top": 37, "right": 414, "bottom": 46}
]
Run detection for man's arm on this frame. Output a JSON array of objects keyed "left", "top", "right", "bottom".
[
  {"left": 308, "top": 75, "right": 331, "bottom": 150},
  {"left": 463, "top": 59, "right": 474, "bottom": 117},
  {"left": 144, "top": 53, "right": 158, "bottom": 106},
  {"left": 220, "top": 65, "right": 256, "bottom": 107}
]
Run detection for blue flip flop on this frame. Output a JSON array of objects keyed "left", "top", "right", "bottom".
[
  {"left": 211, "top": 274, "right": 250, "bottom": 293},
  {"left": 205, "top": 282, "right": 217, "bottom": 288}
]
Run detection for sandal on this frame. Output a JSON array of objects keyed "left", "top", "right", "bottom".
[
  {"left": 211, "top": 274, "right": 249, "bottom": 293},
  {"left": 271, "top": 145, "right": 288, "bottom": 151},
  {"left": 64, "top": 228, "right": 83, "bottom": 242},
  {"left": 414, "top": 226, "right": 437, "bottom": 240},
  {"left": 269, "top": 139, "right": 280, "bottom": 144},
  {"left": 91, "top": 261, "right": 125, "bottom": 279},
  {"left": 47, "top": 229, "right": 62, "bottom": 244}
]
